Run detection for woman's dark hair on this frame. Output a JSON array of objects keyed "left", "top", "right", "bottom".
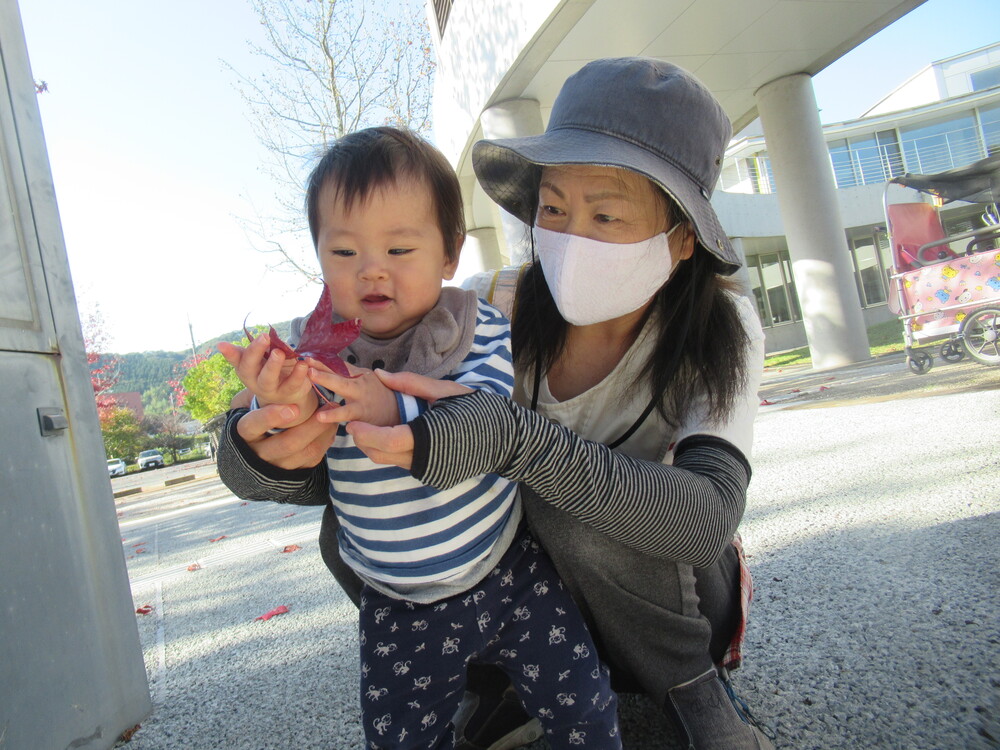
[
  {"left": 305, "top": 126, "right": 465, "bottom": 261},
  {"left": 511, "top": 193, "right": 750, "bottom": 427}
]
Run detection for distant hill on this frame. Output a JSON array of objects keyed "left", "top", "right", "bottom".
[{"left": 100, "top": 320, "right": 293, "bottom": 407}]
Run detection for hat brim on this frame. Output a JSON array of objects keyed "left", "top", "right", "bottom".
[{"left": 472, "top": 128, "right": 742, "bottom": 275}]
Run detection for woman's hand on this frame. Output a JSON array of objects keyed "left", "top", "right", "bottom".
[
  {"left": 374, "top": 369, "right": 472, "bottom": 402},
  {"left": 235, "top": 402, "right": 338, "bottom": 470},
  {"left": 346, "top": 422, "right": 415, "bottom": 470}
]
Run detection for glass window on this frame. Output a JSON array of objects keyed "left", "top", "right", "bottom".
[
  {"left": 745, "top": 263, "right": 767, "bottom": 324},
  {"left": 759, "top": 252, "right": 793, "bottom": 325},
  {"left": 971, "top": 65, "right": 1000, "bottom": 92},
  {"left": 901, "top": 114, "right": 983, "bottom": 173},
  {"left": 851, "top": 237, "right": 887, "bottom": 306},
  {"left": 980, "top": 103, "right": 1000, "bottom": 156},
  {"left": 828, "top": 140, "right": 857, "bottom": 188}
]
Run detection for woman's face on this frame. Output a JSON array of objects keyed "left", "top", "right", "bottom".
[{"left": 536, "top": 165, "right": 693, "bottom": 264}]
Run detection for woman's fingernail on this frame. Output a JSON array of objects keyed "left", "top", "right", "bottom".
[{"left": 280, "top": 407, "right": 294, "bottom": 420}]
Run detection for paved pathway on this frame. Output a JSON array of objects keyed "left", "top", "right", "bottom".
[{"left": 116, "top": 360, "right": 1000, "bottom": 749}]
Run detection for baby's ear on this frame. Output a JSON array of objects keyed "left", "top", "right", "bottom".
[{"left": 443, "top": 234, "right": 464, "bottom": 280}]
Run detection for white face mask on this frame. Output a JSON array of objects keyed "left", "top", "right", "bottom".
[{"left": 533, "top": 224, "right": 679, "bottom": 326}]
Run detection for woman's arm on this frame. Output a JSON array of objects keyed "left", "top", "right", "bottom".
[
  {"left": 216, "top": 406, "right": 330, "bottom": 506},
  {"left": 406, "top": 389, "right": 750, "bottom": 567}
]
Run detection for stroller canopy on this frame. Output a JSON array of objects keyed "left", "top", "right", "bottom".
[{"left": 889, "top": 153, "right": 1000, "bottom": 205}]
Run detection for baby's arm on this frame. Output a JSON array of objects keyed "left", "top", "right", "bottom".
[{"left": 218, "top": 335, "right": 320, "bottom": 427}]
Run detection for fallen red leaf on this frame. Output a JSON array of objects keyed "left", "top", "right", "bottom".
[
  {"left": 131, "top": 542, "right": 145, "bottom": 547},
  {"left": 281, "top": 545, "right": 301, "bottom": 553},
  {"left": 760, "top": 399, "right": 774, "bottom": 405},
  {"left": 282, "top": 513, "right": 296, "bottom": 519},
  {"left": 240, "top": 502, "right": 249, "bottom": 506},
  {"left": 818, "top": 385, "right": 830, "bottom": 391},
  {"left": 134, "top": 548, "right": 146, "bottom": 554},
  {"left": 209, "top": 535, "right": 227, "bottom": 543},
  {"left": 244, "top": 286, "right": 361, "bottom": 379},
  {"left": 255, "top": 605, "right": 289, "bottom": 621},
  {"left": 136, "top": 605, "right": 153, "bottom": 615},
  {"left": 187, "top": 563, "right": 202, "bottom": 571},
  {"left": 790, "top": 389, "right": 801, "bottom": 393}
]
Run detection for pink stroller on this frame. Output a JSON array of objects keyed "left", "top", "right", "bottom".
[{"left": 883, "top": 154, "right": 1000, "bottom": 374}]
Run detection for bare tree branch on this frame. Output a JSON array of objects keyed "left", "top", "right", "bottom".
[{"left": 225, "top": 0, "right": 435, "bottom": 277}]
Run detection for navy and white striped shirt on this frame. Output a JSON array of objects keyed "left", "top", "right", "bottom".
[{"left": 327, "top": 299, "right": 518, "bottom": 591}]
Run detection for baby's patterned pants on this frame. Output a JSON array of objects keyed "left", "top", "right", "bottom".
[{"left": 359, "top": 529, "right": 621, "bottom": 749}]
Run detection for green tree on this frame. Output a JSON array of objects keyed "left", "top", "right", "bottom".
[
  {"left": 182, "top": 352, "right": 244, "bottom": 423},
  {"left": 101, "top": 407, "right": 143, "bottom": 462}
]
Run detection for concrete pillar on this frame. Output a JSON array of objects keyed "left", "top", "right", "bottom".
[
  {"left": 479, "top": 99, "right": 544, "bottom": 265},
  {"left": 453, "top": 227, "right": 504, "bottom": 284},
  {"left": 755, "top": 74, "right": 870, "bottom": 368}
]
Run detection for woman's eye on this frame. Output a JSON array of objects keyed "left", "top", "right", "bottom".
[
  {"left": 539, "top": 204, "right": 564, "bottom": 217},
  {"left": 595, "top": 213, "right": 618, "bottom": 224}
]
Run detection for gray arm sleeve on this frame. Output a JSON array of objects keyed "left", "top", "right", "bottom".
[
  {"left": 216, "top": 408, "right": 329, "bottom": 506},
  {"left": 410, "top": 390, "right": 750, "bottom": 566}
]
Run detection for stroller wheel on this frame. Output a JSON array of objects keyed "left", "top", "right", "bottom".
[
  {"left": 907, "top": 350, "right": 933, "bottom": 375},
  {"left": 939, "top": 340, "right": 965, "bottom": 363},
  {"left": 961, "top": 306, "right": 1000, "bottom": 366}
]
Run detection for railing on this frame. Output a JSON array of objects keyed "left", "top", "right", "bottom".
[{"left": 721, "top": 122, "right": 992, "bottom": 193}]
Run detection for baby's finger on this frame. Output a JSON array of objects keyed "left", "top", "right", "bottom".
[
  {"left": 309, "top": 366, "right": 360, "bottom": 396},
  {"left": 217, "top": 341, "right": 245, "bottom": 368}
]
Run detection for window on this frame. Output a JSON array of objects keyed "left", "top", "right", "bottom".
[
  {"left": 850, "top": 235, "right": 889, "bottom": 307},
  {"left": 747, "top": 153, "right": 775, "bottom": 194},
  {"left": 828, "top": 131, "right": 903, "bottom": 188},
  {"left": 900, "top": 114, "right": 983, "bottom": 173},
  {"left": 746, "top": 251, "right": 799, "bottom": 326},
  {"left": 829, "top": 140, "right": 857, "bottom": 188},
  {"left": 971, "top": 65, "right": 1000, "bottom": 92},
  {"left": 980, "top": 104, "right": 1000, "bottom": 156}
]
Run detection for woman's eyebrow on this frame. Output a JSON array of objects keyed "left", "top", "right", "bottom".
[{"left": 539, "top": 180, "right": 626, "bottom": 204}]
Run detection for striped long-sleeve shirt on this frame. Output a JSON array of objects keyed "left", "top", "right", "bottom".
[{"left": 326, "top": 295, "right": 521, "bottom": 599}]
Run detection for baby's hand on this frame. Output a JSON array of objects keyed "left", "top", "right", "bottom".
[
  {"left": 218, "top": 337, "right": 319, "bottom": 426},
  {"left": 311, "top": 366, "right": 400, "bottom": 427}
]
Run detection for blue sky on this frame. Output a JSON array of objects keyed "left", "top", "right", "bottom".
[{"left": 17, "top": 0, "right": 1000, "bottom": 353}]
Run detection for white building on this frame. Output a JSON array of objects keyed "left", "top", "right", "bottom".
[
  {"left": 721, "top": 42, "right": 1000, "bottom": 352},
  {"left": 426, "top": 0, "right": 997, "bottom": 361}
]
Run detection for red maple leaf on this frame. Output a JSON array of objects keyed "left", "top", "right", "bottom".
[
  {"left": 136, "top": 605, "right": 153, "bottom": 615},
  {"left": 281, "top": 545, "right": 301, "bottom": 554},
  {"left": 255, "top": 605, "right": 289, "bottom": 621},
  {"left": 244, "top": 286, "right": 361, "bottom": 379}
]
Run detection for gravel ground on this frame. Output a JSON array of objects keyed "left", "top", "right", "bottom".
[{"left": 117, "top": 357, "right": 1000, "bottom": 749}]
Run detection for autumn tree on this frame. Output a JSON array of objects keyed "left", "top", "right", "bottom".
[
  {"left": 80, "top": 302, "right": 121, "bottom": 417},
  {"left": 182, "top": 352, "right": 246, "bottom": 423},
  {"left": 229, "top": 0, "right": 435, "bottom": 278},
  {"left": 102, "top": 407, "right": 142, "bottom": 462}
]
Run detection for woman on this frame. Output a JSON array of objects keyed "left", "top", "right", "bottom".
[{"left": 220, "top": 58, "right": 771, "bottom": 749}]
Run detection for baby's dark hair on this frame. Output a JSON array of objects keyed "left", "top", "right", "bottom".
[{"left": 306, "top": 126, "right": 465, "bottom": 262}]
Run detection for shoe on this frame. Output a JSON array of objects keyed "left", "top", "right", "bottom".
[
  {"left": 453, "top": 685, "right": 544, "bottom": 750},
  {"left": 667, "top": 668, "right": 776, "bottom": 749}
]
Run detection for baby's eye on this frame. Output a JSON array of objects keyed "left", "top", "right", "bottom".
[
  {"left": 330, "top": 249, "right": 355, "bottom": 257},
  {"left": 388, "top": 247, "right": 414, "bottom": 256}
]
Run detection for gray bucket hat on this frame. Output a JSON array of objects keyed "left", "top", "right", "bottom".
[{"left": 472, "top": 57, "right": 741, "bottom": 274}]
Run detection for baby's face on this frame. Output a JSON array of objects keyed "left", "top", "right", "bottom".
[{"left": 315, "top": 177, "right": 458, "bottom": 340}]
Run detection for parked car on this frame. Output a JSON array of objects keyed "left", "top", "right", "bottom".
[
  {"left": 107, "top": 458, "right": 126, "bottom": 477},
  {"left": 136, "top": 449, "right": 165, "bottom": 470}
]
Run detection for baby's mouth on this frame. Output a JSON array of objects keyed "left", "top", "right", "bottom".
[{"left": 362, "top": 294, "right": 391, "bottom": 306}]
